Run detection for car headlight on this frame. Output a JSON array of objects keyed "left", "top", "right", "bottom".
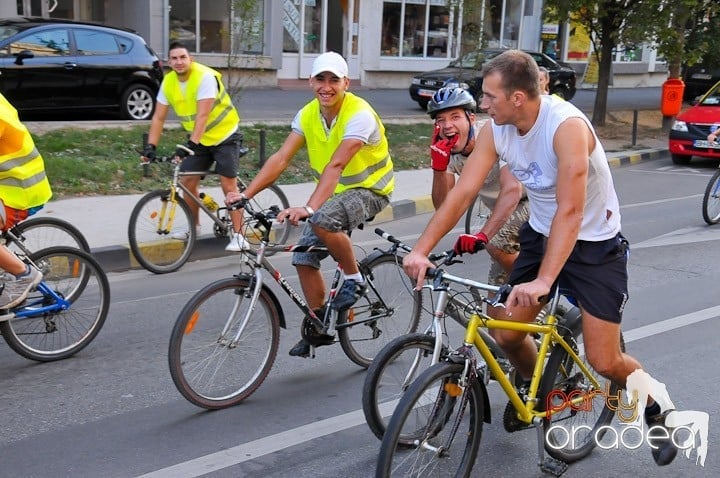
[
  {"left": 671, "top": 121, "right": 688, "bottom": 132},
  {"left": 444, "top": 81, "right": 469, "bottom": 90},
  {"left": 411, "top": 78, "right": 421, "bottom": 85}
]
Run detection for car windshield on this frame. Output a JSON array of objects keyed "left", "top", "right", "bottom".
[
  {"left": 448, "top": 50, "right": 502, "bottom": 69},
  {"left": 699, "top": 83, "right": 720, "bottom": 106},
  {"left": 0, "top": 26, "right": 21, "bottom": 42}
]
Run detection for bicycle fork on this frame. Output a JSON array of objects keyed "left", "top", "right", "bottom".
[{"left": 221, "top": 270, "right": 264, "bottom": 348}]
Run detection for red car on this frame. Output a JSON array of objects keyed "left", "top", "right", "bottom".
[{"left": 668, "top": 80, "right": 720, "bottom": 164}]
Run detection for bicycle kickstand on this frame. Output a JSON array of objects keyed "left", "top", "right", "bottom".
[{"left": 533, "top": 420, "right": 568, "bottom": 476}]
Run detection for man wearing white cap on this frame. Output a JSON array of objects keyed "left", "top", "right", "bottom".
[{"left": 226, "top": 51, "right": 394, "bottom": 358}]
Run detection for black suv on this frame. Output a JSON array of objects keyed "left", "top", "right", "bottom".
[
  {"left": 409, "top": 48, "right": 577, "bottom": 109},
  {"left": 0, "top": 17, "right": 163, "bottom": 120},
  {"left": 682, "top": 63, "right": 720, "bottom": 102}
]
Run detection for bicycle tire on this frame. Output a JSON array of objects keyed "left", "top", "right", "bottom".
[
  {"left": 128, "top": 189, "right": 195, "bottom": 274},
  {"left": 238, "top": 180, "right": 291, "bottom": 254},
  {"left": 376, "top": 361, "right": 485, "bottom": 477},
  {"left": 363, "top": 333, "right": 448, "bottom": 443},
  {"left": 168, "top": 276, "right": 281, "bottom": 409},
  {"left": 463, "top": 195, "right": 488, "bottom": 234},
  {"left": 702, "top": 169, "right": 720, "bottom": 225},
  {"left": 338, "top": 253, "right": 423, "bottom": 368},
  {"left": 538, "top": 329, "right": 626, "bottom": 463},
  {"left": 7, "top": 216, "right": 91, "bottom": 257},
  {"left": 0, "top": 246, "right": 110, "bottom": 362}
]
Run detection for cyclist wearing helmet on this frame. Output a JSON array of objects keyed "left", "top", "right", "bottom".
[{"left": 428, "top": 86, "right": 528, "bottom": 287}]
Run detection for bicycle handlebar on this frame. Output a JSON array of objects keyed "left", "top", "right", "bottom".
[{"left": 374, "top": 227, "right": 458, "bottom": 264}]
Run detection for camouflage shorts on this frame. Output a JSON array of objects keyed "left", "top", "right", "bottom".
[{"left": 487, "top": 199, "right": 529, "bottom": 285}]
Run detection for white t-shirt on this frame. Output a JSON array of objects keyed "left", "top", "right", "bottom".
[
  {"left": 157, "top": 72, "right": 218, "bottom": 105},
  {"left": 291, "top": 107, "right": 381, "bottom": 145},
  {"left": 492, "top": 95, "right": 621, "bottom": 240}
]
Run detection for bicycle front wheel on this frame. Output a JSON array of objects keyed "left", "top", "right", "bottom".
[
  {"left": 464, "top": 195, "right": 488, "bottom": 234},
  {"left": 0, "top": 247, "right": 110, "bottom": 362},
  {"left": 338, "top": 253, "right": 423, "bottom": 368},
  {"left": 538, "top": 330, "right": 626, "bottom": 462},
  {"left": 376, "top": 361, "right": 485, "bottom": 478},
  {"left": 168, "top": 276, "right": 281, "bottom": 409},
  {"left": 363, "top": 333, "right": 447, "bottom": 443},
  {"left": 702, "top": 169, "right": 720, "bottom": 225},
  {"left": 128, "top": 189, "right": 195, "bottom": 274},
  {"left": 8, "top": 216, "right": 91, "bottom": 256}
]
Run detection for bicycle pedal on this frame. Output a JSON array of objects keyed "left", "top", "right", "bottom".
[{"left": 540, "top": 457, "right": 568, "bottom": 477}]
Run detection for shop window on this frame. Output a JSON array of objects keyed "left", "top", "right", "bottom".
[
  {"left": 381, "top": 0, "right": 450, "bottom": 58},
  {"left": 613, "top": 44, "right": 643, "bottom": 62},
  {"left": 169, "top": 0, "right": 264, "bottom": 54}
]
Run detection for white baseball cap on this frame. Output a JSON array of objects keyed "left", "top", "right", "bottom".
[{"left": 310, "top": 52, "right": 348, "bottom": 78}]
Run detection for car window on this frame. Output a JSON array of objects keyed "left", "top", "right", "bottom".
[
  {"left": 700, "top": 84, "right": 720, "bottom": 105},
  {"left": 8, "top": 28, "right": 71, "bottom": 56},
  {"left": 74, "top": 29, "right": 121, "bottom": 55},
  {"left": 0, "top": 26, "right": 21, "bottom": 42}
]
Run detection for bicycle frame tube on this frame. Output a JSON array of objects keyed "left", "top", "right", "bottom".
[
  {"left": 10, "top": 282, "right": 71, "bottom": 318},
  {"left": 174, "top": 179, "right": 227, "bottom": 230}
]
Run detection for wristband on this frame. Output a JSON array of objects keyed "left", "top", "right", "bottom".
[{"left": 304, "top": 205, "right": 315, "bottom": 216}]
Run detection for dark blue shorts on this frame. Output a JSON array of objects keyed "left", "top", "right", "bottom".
[{"left": 507, "top": 222, "right": 629, "bottom": 323}]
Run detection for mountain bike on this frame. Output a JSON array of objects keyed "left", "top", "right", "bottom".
[
  {"left": 167, "top": 202, "right": 423, "bottom": 410},
  {"left": 362, "top": 229, "right": 568, "bottom": 444},
  {"left": 376, "top": 268, "right": 625, "bottom": 477},
  {"left": 0, "top": 246, "right": 110, "bottom": 362},
  {"left": 128, "top": 145, "right": 290, "bottom": 274},
  {"left": 701, "top": 161, "right": 720, "bottom": 225}
]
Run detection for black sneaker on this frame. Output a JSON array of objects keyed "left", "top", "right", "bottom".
[
  {"left": 332, "top": 279, "right": 367, "bottom": 311},
  {"left": 289, "top": 339, "right": 312, "bottom": 358},
  {"left": 503, "top": 379, "right": 531, "bottom": 433},
  {"left": 646, "top": 409, "right": 678, "bottom": 466}
]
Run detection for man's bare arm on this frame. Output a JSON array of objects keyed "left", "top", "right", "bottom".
[{"left": 478, "top": 165, "right": 523, "bottom": 240}]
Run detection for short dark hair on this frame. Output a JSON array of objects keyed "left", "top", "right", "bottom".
[
  {"left": 168, "top": 41, "right": 189, "bottom": 55},
  {"left": 481, "top": 50, "right": 540, "bottom": 100}
]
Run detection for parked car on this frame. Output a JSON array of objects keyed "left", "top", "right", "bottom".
[
  {"left": 0, "top": 17, "right": 163, "bottom": 120},
  {"left": 682, "top": 63, "right": 720, "bottom": 102},
  {"left": 408, "top": 48, "right": 577, "bottom": 109},
  {"left": 668, "top": 80, "right": 720, "bottom": 164}
]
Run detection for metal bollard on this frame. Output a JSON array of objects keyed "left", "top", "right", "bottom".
[
  {"left": 258, "top": 129, "right": 266, "bottom": 168},
  {"left": 142, "top": 132, "right": 150, "bottom": 177},
  {"left": 631, "top": 110, "right": 638, "bottom": 146}
]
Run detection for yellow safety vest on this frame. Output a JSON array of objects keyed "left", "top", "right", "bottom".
[
  {"left": 161, "top": 63, "right": 240, "bottom": 146},
  {"left": 0, "top": 94, "right": 52, "bottom": 210},
  {"left": 299, "top": 92, "right": 394, "bottom": 196}
]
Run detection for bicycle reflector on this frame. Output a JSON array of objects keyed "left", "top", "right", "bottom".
[{"left": 184, "top": 311, "right": 200, "bottom": 334}]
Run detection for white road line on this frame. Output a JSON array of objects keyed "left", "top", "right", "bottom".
[
  {"left": 619, "top": 194, "right": 703, "bottom": 209},
  {"left": 136, "top": 305, "right": 720, "bottom": 478}
]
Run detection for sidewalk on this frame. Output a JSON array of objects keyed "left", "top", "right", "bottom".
[{"left": 34, "top": 147, "right": 668, "bottom": 273}]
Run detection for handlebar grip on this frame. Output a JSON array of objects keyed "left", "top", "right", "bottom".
[{"left": 176, "top": 144, "right": 195, "bottom": 156}]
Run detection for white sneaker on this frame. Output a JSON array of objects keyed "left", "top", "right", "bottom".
[
  {"left": 171, "top": 225, "right": 202, "bottom": 240},
  {"left": 226, "top": 232, "right": 250, "bottom": 252}
]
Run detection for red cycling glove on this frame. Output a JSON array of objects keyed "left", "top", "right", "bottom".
[
  {"left": 454, "top": 231, "right": 489, "bottom": 255},
  {"left": 430, "top": 124, "right": 460, "bottom": 171}
]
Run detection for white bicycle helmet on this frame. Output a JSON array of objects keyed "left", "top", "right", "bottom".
[{"left": 427, "top": 87, "right": 477, "bottom": 119}]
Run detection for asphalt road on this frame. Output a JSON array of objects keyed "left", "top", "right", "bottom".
[{"left": 1, "top": 154, "right": 717, "bottom": 477}]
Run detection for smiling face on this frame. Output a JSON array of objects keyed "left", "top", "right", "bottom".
[
  {"left": 309, "top": 71, "right": 350, "bottom": 111},
  {"left": 434, "top": 107, "right": 474, "bottom": 153},
  {"left": 168, "top": 46, "right": 192, "bottom": 80}
]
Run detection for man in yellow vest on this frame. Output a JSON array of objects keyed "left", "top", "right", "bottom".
[
  {"left": 141, "top": 42, "right": 247, "bottom": 251},
  {"left": 0, "top": 93, "right": 51, "bottom": 309},
  {"left": 226, "top": 52, "right": 394, "bottom": 358}
]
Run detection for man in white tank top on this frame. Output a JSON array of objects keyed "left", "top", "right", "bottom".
[{"left": 403, "top": 50, "right": 678, "bottom": 466}]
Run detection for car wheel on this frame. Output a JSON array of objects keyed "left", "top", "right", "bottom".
[
  {"left": 417, "top": 99, "right": 429, "bottom": 111},
  {"left": 671, "top": 153, "right": 692, "bottom": 165},
  {"left": 121, "top": 84, "right": 155, "bottom": 120},
  {"left": 550, "top": 86, "right": 570, "bottom": 100}
]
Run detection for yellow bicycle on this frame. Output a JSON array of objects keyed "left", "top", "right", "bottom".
[{"left": 376, "top": 267, "right": 625, "bottom": 477}]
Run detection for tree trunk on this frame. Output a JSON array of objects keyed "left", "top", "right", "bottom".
[{"left": 591, "top": 33, "right": 615, "bottom": 126}]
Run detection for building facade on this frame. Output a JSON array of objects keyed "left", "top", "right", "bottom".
[{"left": 6, "top": 0, "right": 666, "bottom": 88}]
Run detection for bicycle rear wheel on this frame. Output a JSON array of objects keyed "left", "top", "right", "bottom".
[
  {"left": 128, "top": 189, "right": 195, "bottom": 274},
  {"left": 376, "top": 361, "right": 485, "bottom": 478},
  {"left": 338, "top": 253, "right": 423, "bottom": 368},
  {"left": 239, "top": 181, "right": 291, "bottom": 250},
  {"left": 7, "top": 216, "right": 90, "bottom": 256},
  {"left": 702, "top": 169, "right": 720, "bottom": 225},
  {"left": 0, "top": 247, "right": 110, "bottom": 362},
  {"left": 363, "top": 333, "right": 446, "bottom": 443},
  {"left": 168, "top": 276, "right": 281, "bottom": 409},
  {"left": 538, "top": 330, "right": 626, "bottom": 462}
]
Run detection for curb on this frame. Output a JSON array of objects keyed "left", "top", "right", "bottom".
[{"left": 93, "top": 148, "right": 669, "bottom": 274}]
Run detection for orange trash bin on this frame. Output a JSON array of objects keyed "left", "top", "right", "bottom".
[{"left": 661, "top": 78, "right": 685, "bottom": 116}]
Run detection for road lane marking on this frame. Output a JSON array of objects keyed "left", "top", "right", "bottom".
[
  {"left": 620, "top": 194, "right": 703, "bottom": 209},
  {"left": 136, "top": 305, "right": 720, "bottom": 478}
]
